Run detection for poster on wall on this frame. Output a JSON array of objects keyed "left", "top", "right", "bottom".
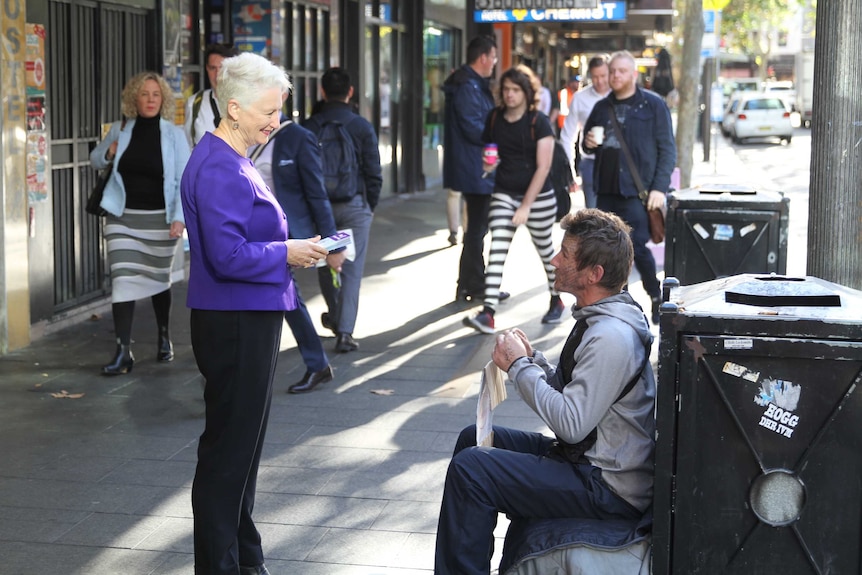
[
  {"left": 233, "top": 0, "right": 271, "bottom": 56},
  {"left": 25, "top": 24, "right": 48, "bottom": 203}
]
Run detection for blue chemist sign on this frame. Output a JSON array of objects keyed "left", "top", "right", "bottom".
[{"left": 475, "top": 1, "right": 626, "bottom": 23}]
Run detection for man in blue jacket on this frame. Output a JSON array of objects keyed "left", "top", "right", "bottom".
[
  {"left": 442, "top": 36, "right": 498, "bottom": 302},
  {"left": 583, "top": 50, "right": 676, "bottom": 324},
  {"left": 304, "top": 67, "right": 383, "bottom": 354},
  {"left": 252, "top": 119, "right": 346, "bottom": 393}
]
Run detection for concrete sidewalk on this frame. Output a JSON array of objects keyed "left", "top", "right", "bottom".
[
  {"left": 0, "top": 187, "right": 589, "bottom": 574},
  {"left": 0, "top": 133, "right": 805, "bottom": 574}
]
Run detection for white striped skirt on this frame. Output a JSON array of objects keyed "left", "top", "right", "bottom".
[{"left": 105, "top": 209, "right": 177, "bottom": 303}]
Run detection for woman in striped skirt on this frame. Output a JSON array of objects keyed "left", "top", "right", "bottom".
[
  {"left": 90, "top": 72, "right": 190, "bottom": 375},
  {"left": 464, "top": 65, "right": 564, "bottom": 334}
]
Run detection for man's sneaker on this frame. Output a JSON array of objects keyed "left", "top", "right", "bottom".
[
  {"left": 651, "top": 296, "right": 661, "bottom": 325},
  {"left": 463, "top": 311, "right": 495, "bottom": 334},
  {"left": 541, "top": 296, "right": 566, "bottom": 324}
]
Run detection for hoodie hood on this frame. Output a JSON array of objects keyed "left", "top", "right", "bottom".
[{"left": 572, "top": 291, "right": 653, "bottom": 350}]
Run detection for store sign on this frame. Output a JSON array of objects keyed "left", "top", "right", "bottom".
[
  {"left": 476, "top": 0, "right": 599, "bottom": 7},
  {"left": 475, "top": 1, "right": 624, "bottom": 22}
]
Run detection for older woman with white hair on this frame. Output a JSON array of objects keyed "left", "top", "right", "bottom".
[
  {"left": 90, "top": 71, "right": 190, "bottom": 375},
  {"left": 181, "top": 53, "right": 328, "bottom": 575}
]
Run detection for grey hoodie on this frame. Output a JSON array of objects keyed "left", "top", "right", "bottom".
[{"left": 507, "top": 291, "right": 656, "bottom": 512}]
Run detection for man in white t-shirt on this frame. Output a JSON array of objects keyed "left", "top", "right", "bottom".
[
  {"left": 560, "top": 56, "right": 610, "bottom": 208},
  {"left": 183, "top": 44, "right": 238, "bottom": 147}
]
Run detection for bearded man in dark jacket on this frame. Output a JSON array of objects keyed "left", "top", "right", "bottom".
[{"left": 442, "top": 35, "right": 497, "bottom": 302}]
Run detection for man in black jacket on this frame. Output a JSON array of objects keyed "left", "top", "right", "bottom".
[
  {"left": 442, "top": 36, "right": 498, "bottom": 302},
  {"left": 303, "top": 67, "right": 383, "bottom": 353}
]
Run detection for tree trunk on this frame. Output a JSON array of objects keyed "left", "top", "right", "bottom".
[
  {"left": 675, "top": 0, "right": 705, "bottom": 189},
  {"left": 807, "top": 0, "right": 862, "bottom": 289}
]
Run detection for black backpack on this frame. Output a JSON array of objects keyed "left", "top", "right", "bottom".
[{"left": 316, "top": 118, "right": 360, "bottom": 202}]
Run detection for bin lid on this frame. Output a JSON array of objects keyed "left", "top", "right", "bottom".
[
  {"left": 725, "top": 277, "right": 841, "bottom": 307},
  {"left": 670, "top": 185, "right": 786, "bottom": 204},
  {"left": 667, "top": 274, "right": 862, "bottom": 321},
  {"left": 697, "top": 184, "right": 758, "bottom": 195}
]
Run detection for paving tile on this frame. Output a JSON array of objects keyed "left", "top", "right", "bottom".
[
  {"left": 100, "top": 459, "right": 196, "bottom": 488},
  {"left": 0, "top": 505, "right": 91, "bottom": 543},
  {"left": 370, "top": 500, "right": 440, "bottom": 534},
  {"left": 253, "top": 492, "right": 384, "bottom": 530},
  {"left": 56, "top": 512, "right": 170, "bottom": 549},
  {"left": 303, "top": 527, "right": 411, "bottom": 568}
]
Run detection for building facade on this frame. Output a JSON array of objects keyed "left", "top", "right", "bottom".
[{"left": 0, "top": 0, "right": 668, "bottom": 353}]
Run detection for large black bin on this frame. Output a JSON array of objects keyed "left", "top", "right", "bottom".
[
  {"left": 653, "top": 274, "right": 862, "bottom": 574},
  {"left": 664, "top": 185, "right": 789, "bottom": 285}
]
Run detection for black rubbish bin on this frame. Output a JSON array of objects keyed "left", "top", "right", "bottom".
[
  {"left": 653, "top": 274, "right": 862, "bottom": 574},
  {"left": 664, "top": 184, "right": 789, "bottom": 285}
]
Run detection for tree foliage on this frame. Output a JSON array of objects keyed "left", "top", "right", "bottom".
[{"left": 721, "top": 0, "right": 803, "bottom": 56}]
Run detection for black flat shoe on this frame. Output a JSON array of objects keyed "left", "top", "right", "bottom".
[
  {"left": 239, "top": 565, "right": 270, "bottom": 575},
  {"left": 335, "top": 333, "right": 359, "bottom": 353},
  {"left": 101, "top": 344, "right": 134, "bottom": 376},
  {"left": 288, "top": 365, "right": 333, "bottom": 394}
]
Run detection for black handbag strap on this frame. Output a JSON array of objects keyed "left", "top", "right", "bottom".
[{"left": 607, "top": 110, "right": 648, "bottom": 204}]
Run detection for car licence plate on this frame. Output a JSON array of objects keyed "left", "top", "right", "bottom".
[{"left": 759, "top": 126, "right": 773, "bottom": 132}]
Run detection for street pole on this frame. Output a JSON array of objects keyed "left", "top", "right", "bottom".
[
  {"left": 713, "top": 9, "right": 721, "bottom": 175},
  {"left": 807, "top": 0, "right": 862, "bottom": 289}
]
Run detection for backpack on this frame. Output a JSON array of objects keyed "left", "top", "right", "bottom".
[{"left": 316, "top": 118, "right": 360, "bottom": 202}]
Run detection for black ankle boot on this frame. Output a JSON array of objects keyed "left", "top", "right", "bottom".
[
  {"left": 102, "top": 344, "right": 134, "bottom": 376},
  {"left": 157, "top": 326, "right": 174, "bottom": 362}
]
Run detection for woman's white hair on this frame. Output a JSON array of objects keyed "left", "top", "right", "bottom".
[{"left": 216, "top": 53, "right": 291, "bottom": 119}]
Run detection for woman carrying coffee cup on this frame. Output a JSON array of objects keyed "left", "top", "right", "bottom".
[{"left": 463, "top": 65, "right": 564, "bottom": 335}]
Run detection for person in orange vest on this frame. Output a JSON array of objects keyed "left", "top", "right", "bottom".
[{"left": 557, "top": 74, "right": 581, "bottom": 132}]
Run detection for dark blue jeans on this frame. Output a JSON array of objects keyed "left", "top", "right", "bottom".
[
  {"left": 597, "top": 194, "right": 661, "bottom": 299},
  {"left": 434, "top": 425, "right": 640, "bottom": 575},
  {"left": 283, "top": 282, "right": 329, "bottom": 373}
]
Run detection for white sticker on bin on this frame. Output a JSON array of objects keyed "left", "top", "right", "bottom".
[
  {"left": 724, "top": 338, "right": 753, "bottom": 350},
  {"left": 739, "top": 223, "right": 757, "bottom": 237},
  {"left": 693, "top": 223, "right": 710, "bottom": 239}
]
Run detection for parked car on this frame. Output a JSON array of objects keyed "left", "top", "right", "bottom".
[
  {"left": 727, "top": 94, "right": 793, "bottom": 144},
  {"left": 720, "top": 93, "right": 745, "bottom": 137},
  {"left": 719, "top": 77, "right": 760, "bottom": 107},
  {"left": 762, "top": 80, "right": 797, "bottom": 111}
]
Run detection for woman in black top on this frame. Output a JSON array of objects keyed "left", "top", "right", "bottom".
[
  {"left": 464, "top": 65, "right": 562, "bottom": 334},
  {"left": 90, "top": 72, "right": 190, "bottom": 374}
]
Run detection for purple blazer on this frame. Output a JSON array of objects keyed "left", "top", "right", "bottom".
[{"left": 181, "top": 133, "right": 297, "bottom": 311}]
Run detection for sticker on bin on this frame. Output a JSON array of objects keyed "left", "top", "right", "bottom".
[
  {"left": 722, "top": 361, "right": 760, "bottom": 382},
  {"left": 754, "top": 378, "right": 802, "bottom": 439},
  {"left": 712, "top": 224, "right": 734, "bottom": 241},
  {"left": 693, "top": 223, "right": 710, "bottom": 239},
  {"left": 724, "top": 338, "right": 753, "bottom": 349},
  {"left": 739, "top": 223, "right": 758, "bottom": 237}
]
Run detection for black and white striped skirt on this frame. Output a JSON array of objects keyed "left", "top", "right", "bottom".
[{"left": 104, "top": 209, "right": 177, "bottom": 303}]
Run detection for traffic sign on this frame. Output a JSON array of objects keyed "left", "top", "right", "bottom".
[{"left": 703, "top": 0, "right": 730, "bottom": 10}]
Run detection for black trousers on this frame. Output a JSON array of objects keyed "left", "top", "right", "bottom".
[
  {"left": 597, "top": 194, "right": 661, "bottom": 299},
  {"left": 190, "top": 309, "right": 283, "bottom": 575},
  {"left": 457, "top": 193, "right": 492, "bottom": 295}
]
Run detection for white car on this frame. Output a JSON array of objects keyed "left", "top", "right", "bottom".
[
  {"left": 728, "top": 94, "right": 793, "bottom": 144},
  {"left": 720, "top": 93, "right": 745, "bottom": 137},
  {"left": 762, "top": 80, "right": 797, "bottom": 111}
]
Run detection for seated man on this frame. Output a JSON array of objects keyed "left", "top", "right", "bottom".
[{"left": 434, "top": 209, "right": 656, "bottom": 575}]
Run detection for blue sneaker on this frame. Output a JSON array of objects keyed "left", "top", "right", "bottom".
[{"left": 541, "top": 296, "right": 565, "bottom": 324}]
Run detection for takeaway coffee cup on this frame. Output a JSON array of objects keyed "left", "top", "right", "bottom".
[
  {"left": 483, "top": 143, "right": 498, "bottom": 165},
  {"left": 590, "top": 126, "right": 605, "bottom": 146}
]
